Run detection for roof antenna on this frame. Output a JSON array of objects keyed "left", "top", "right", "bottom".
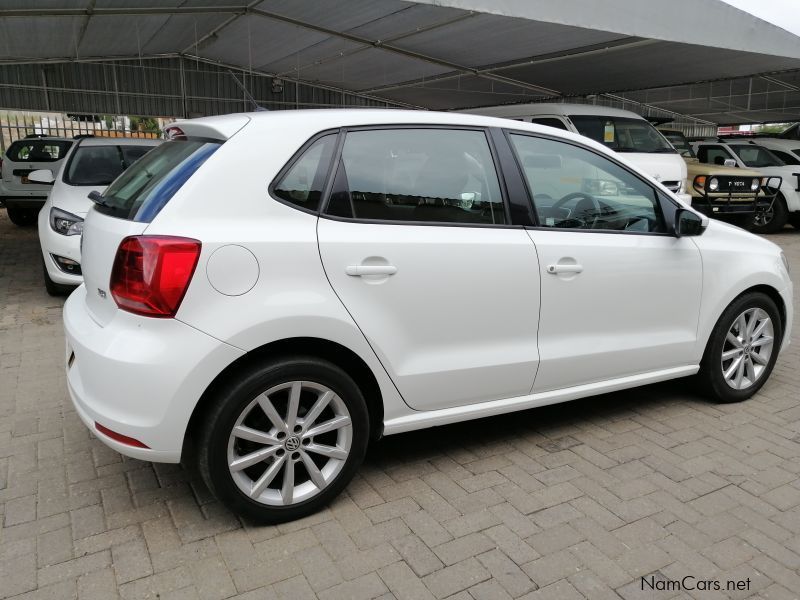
[{"left": 228, "top": 69, "right": 268, "bottom": 111}]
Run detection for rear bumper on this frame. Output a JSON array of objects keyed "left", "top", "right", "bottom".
[{"left": 63, "top": 285, "right": 244, "bottom": 462}]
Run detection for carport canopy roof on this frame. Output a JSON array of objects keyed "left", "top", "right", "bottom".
[{"left": 2, "top": 0, "right": 800, "bottom": 124}]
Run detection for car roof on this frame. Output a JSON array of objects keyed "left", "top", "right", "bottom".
[
  {"left": 75, "top": 137, "right": 161, "bottom": 147},
  {"left": 751, "top": 137, "right": 800, "bottom": 149},
  {"left": 462, "top": 103, "right": 645, "bottom": 119},
  {"left": 10, "top": 136, "right": 72, "bottom": 143},
  {"left": 171, "top": 108, "right": 633, "bottom": 161}
]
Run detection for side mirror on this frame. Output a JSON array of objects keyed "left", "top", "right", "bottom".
[
  {"left": 27, "top": 169, "right": 54, "bottom": 184},
  {"left": 674, "top": 208, "right": 705, "bottom": 237},
  {"left": 724, "top": 159, "right": 737, "bottom": 168}
]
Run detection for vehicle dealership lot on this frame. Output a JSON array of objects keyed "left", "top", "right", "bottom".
[{"left": 1, "top": 214, "right": 799, "bottom": 599}]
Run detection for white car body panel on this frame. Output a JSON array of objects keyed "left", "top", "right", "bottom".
[
  {"left": 62, "top": 109, "right": 792, "bottom": 464},
  {"left": 528, "top": 229, "right": 702, "bottom": 391},
  {"left": 318, "top": 219, "right": 541, "bottom": 410}
]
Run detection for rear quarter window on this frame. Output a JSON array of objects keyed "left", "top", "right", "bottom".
[
  {"left": 7, "top": 140, "right": 72, "bottom": 162},
  {"left": 94, "top": 139, "right": 220, "bottom": 222}
]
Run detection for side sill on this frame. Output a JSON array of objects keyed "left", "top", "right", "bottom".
[{"left": 382, "top": 365, "right": 699, "bottom": 435}]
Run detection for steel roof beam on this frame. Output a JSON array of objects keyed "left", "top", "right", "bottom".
[{"left": 246, "top": 7, "right": 561, "bottom": 97}]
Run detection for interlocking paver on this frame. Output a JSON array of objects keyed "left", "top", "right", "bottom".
[{"left": 1, "top": 213, "right": 800, "bottom": 598}]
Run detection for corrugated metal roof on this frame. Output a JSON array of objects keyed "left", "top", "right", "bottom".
[{"left": 0, "top": 0, "right": 799, "bottom": 124}]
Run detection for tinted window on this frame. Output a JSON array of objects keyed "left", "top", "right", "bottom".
[
  {"left": 96, "top": 139, "right": 219, "bottom": 222},
  {"left": 273, "top": 134, "right": 337, "bottom": 211},
  {"left": 530, "top": 118, "right": 568, "bottom": 131},
  {"left": 768, "top": 149, "right": 800, "bottom": 166},
  {"left": 65, "top": 146, "right": 124, "bottom": 185},
  {"left": 509, "top": 133, "right": 664, "bottom": 233},
  {"left": 661, "top": 131, "right": 695, "bottom": 158},
  {"left": 326, "top": 128, "right": 505, "bottom": 225},
  {"left": 7, "top": 140, "right": 72, "bottom": 162},
  {"left": 730, "top": 144, "right": 784, "bottom": 168},
  {"left": 698, "top": 145, "right": 734, "bottom": 166},
  {"left": 569, "top": 115, "right": 675, "bottom": 154},
  {"left": 122, "top": 145, "right": 154, "bottom": 166}
]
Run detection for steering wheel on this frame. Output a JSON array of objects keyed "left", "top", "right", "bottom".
[{"left": 550, "top": 192, "right": 602, "bottom": 229}]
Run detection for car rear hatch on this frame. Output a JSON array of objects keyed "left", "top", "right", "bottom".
[
  {"left": 3, "top": 139, "right": 72, "bottom": 192},
  {"left": 79, "top": 116, "right": 248, "bottom": 327}
]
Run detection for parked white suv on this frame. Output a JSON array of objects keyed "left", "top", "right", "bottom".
[
  {"left": 64, "top": 110, "right": 792, "bottom": 522},
  {"left": 463, "top": 104, "right": 691, "bottom": 204},
  {"left": 692, "top": 138, "right": 800, "bottom": 233},
  {"left": 0, "top": 136, "right": 73, "bottom": 225},
  {"left": 34, "top": 136, "right": 161, "bottom": 295}
]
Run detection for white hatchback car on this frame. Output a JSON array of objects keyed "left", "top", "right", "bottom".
[
  {"left": 34, "top": 137, "right": 161, "bottom": 295},
  {"left": 64, "top": 110, "right": 793, "bottom": 522}
]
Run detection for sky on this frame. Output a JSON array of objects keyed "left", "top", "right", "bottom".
[{"left": 721, "top": 0, "right": 800, "bottom": 36}]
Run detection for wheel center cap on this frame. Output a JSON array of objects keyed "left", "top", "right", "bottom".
[{"left": 284, "top": 436, "right": 301, "bottom": 451}]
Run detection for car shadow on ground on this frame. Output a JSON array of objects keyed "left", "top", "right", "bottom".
[{"left": 365, "top": 377, "right": 711, "bottom": 466}]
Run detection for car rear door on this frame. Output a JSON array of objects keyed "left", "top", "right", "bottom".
[
  {"left": 316, "top": 126, "right": 541, "bottom": 411},
  {"left": 506, "top": 131, "right": 703, "bottom": 392}
]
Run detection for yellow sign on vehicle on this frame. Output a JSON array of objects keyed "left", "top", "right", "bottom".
[{"left": 603, "top": 122, "right": 615, "bottom": 143}]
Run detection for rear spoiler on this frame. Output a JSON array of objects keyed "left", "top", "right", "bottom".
[{"left": 165, "top": 114, "right": 251, "bottom": 142}]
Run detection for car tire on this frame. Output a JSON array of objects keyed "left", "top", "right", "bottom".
[
  {"left": 748, "top": 192, "right": 788, "bottom": 234},
  {"left": 697, "top": 291, "right": 782, "bottom": 403},
  {"left": 41, "top": 255, "right": 75, "bottom": 296},
  {"left": 6, "top": 206, "right": 38, "bottom": 226},
  {"left": 197, "top": 356, "right": 370, "bottom": 523},
  {"left": 789, "top": 213, "right": 800, "bottom": 229}
]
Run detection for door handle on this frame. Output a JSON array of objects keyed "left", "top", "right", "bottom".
[
  {"left": 546, "top": 264, "right": 583, "bottom": 274},
  {"left": 345, "top": 265, "right": 398, "bottom": 276}
]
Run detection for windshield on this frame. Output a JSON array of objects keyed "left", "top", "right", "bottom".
[
  {"left": 662, "top": 131, "right": 696, "bottom": 158},
  {"left": 569, "top": 115, "right": 676, "bottom": 154},
  {"left": 65, "top": 144, "right": 156, "bottom": 186},
  {"left": 730, "top": 144, "right": 785, "bottom": 168},
  {"left": 97, "top": 139, "right": 220, "bottom": 222}
]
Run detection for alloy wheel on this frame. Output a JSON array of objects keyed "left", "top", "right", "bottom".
[
  {"left": 720, "top": 307, "right": 774, "bottom": 390},
  {"left": 227, "top": 381, "right": 352, "bottom": 506}
]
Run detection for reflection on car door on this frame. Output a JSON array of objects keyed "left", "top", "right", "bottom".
[
  {"left": 507, "top": 132, "right": 703, "bottom": 392},
  {"left": 317, "top": 127, "right": 541, "bottom": 411}
]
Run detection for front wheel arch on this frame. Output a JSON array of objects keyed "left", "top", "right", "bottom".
[
  {"left": 185, "top": 337, "right": 385, "bottom": 456},
  {"left": 697, "top": 286, "right": 785, "bottom": 402},
  {"left": 700, "top": 284, "right": 787, "bottom": 359}
]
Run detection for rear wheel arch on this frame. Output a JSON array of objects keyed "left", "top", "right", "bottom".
[{"left": 185, "top": 337, "right": 385, "bottom": 453}]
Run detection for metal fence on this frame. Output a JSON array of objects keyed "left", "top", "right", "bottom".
[{"left": 0, "top": 111, "right": 162, "bottom": 153}]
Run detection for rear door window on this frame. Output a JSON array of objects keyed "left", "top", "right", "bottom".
[
  {"left": 7, "top": 140, "right": 72, "bottom": 162},
  {"left": 95, "top": 139, "right": 220, "bottom": 222},
  {"left": 325, "top": 128, "right": 506, "bottom": 225}
]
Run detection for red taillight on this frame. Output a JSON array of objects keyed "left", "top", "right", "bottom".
[
  {"left": 110, "top": 235, "right": 201, "bottom": 318},
  {"left": 95, "top": 422, "right": 149, "bottom": 448}
]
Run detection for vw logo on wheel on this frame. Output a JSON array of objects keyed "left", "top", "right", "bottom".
[{"left": 284, "top": 436, "right": 301, "bottom": 451}]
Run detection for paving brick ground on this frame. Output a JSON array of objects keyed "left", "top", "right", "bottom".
[{"left": 1, "top": 210, "right": 799, "bottom": 600}]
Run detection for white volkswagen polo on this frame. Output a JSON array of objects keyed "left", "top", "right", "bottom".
[{"left": 64, "top": 110, "right": 793, "bottom": 522}]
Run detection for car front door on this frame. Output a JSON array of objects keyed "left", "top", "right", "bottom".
[
  {"left": 316, "top": 127, "right": 541, "bottom": 411},
  {"left": 506, "top": 131, "right": 703, "bottom": 392}
]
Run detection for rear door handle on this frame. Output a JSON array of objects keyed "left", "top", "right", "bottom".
[
  {"left": 345, "top": 265, "right": 398, "bottom": 276},
  {"left": 546, "top": 264, "right": 583, "bottom": 274}
]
